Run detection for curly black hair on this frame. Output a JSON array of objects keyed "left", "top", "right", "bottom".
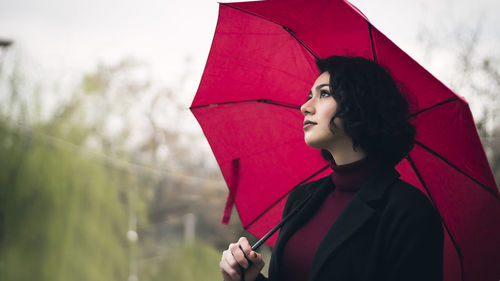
[{"left": 316, "top": 56, "right": 416, "bottom": 167}]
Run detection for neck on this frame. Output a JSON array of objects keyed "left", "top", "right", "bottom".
[
  {"left": 330, "top": 156, "right": 376, "bottom": 192},
  {"left": 327, "top": 143, "right": 366, "bottom": 165}
]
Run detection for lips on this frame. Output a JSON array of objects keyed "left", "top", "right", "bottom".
[{"left": 303, "top": 120, "right": 317, "bottom": 129}]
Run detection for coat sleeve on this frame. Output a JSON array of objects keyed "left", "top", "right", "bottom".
[
  {"left": 383, "top": 193, "right": 444, "bottom": 281},
  {"left": 254, "top": 273, "right": 268, "bottom": 281}
]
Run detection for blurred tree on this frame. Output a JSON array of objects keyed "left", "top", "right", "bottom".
[
  {"left": 76, "top": 56, "right": 241, "bottom": 281},
  {"left": 0, "top": 61, "right": 130, "bottom": 280},
  {"left": 0, "top": 47, "right": 243, "bottom": 281},
  {"left": 138, "top": 242, "right": 221, "bottom": 281},
  {"left": 416, "top": 17, "right": 500, "bottom": 190}
]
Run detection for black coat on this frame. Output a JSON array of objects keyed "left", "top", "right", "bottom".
[{"left": 256, "top": 166, "right": 444, "bottom": 281}]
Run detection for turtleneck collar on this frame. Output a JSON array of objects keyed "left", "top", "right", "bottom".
[{"left": 330, "top": 156, "right": 377, "bottom": 192}]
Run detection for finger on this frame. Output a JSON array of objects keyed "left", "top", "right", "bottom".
[
  {"left": 222, "top": 250, "right": 243, "bottom": 274},
  {"left": 227, "top": 242, "right": 236, "bottom": 250},
  {"left": 220, "top": 257, "right": 242, "bottom": 281},
  {"left": 221, "top": 263, "right": 241, "bottom": 281},
  {"left": 248, "top": 251, "right": 263, "bottom": 265},
  {"left": 244, "top": 251, "right": 265, "bottom": 281},
  {"left": 240, "top": 245, "right": 253, "bottom": 268},
  {"left": 229, "top": 243, "right": 249, "bottom": 269},
  {"left": 238, "top": 237, "right": 252, "bottom": 256}
]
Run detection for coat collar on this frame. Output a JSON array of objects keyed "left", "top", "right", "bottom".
[
  {"left": 270, "top": 166, "right": 401, "bottom": 281},
  {"left": 308, "top": 166, "right": 400, "bottom": 281}
]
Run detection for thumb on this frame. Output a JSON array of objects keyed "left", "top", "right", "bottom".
[
  {"left": 244, "top": 251, "right": 265, "bottom": 281},
  {"left": 248, "top": 251, "right": 260, "bottom": 263}
]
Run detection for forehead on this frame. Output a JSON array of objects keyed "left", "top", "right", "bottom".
[{"left": 313, "top": 72, "right": 330, "bottom": 87}]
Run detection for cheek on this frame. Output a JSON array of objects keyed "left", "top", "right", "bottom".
[
  {"left": 320, "top": 106, "right": 336, "bottom": 124},
  {"left": 321, "top": 105, "right": 343, "bottom": 131}
]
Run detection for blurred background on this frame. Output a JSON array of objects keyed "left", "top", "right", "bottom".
[{"left": 0, "top": 0, "right": 499, "bottom": 280}]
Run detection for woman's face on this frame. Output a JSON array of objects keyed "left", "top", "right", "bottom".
[{"left": 300, "top": 72, "right": 345, "bottom": 149}]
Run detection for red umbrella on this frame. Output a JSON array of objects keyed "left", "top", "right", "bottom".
[{"left": 190, "top": 0, "right": 500, "bottom": 280}]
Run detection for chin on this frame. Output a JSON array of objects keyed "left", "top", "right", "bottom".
[{"left": 304, "top": 137, "right": 331, "bottom": 150}]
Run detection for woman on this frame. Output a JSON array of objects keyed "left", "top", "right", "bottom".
[{"left": 220, "top": 56, "right": 444, "bottom": 281}]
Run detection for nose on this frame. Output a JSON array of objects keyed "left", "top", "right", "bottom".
[{"left": 301, "top": 99, "right": 314, "bottom": 116}]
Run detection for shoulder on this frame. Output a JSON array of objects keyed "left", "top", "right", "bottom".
[
  {"left": 382, "top": 179, "right": 441, "bottom": 229},
  {"left": 288, "top": 175, "right": 331, "bottom": 201},
  {"left": 386, "top": 179, "right": 435, "bottom": 212},
  {"left": 282, "top": 174, "right": 332, "bottom": 213},
  {"left": 379, "top": 179, "right": 444, "bottom": 263}
]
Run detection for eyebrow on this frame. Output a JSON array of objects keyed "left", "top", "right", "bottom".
[
  {"left": 316, "top": 84, "right": 330, "bottom": 91},
  {"left": 308, "top": 84, "right": 330, "bottom": 95}
]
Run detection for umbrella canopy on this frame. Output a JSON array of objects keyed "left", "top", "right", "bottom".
[{"left": 190, "top": 0, "right": 500, "bottom": 280}]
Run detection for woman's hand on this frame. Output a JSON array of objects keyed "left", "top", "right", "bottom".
[{"left": 220, "top": 237, "right": 265, "bottom": 281}]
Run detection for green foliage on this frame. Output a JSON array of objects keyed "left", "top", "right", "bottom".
[
  {"left": 0, "top": 121, "right": 129, "bottom": 281},
  {"left": 139, "top": 242, "right": 222, "bottom": 281},
  {"left": 0, "top": 56, "right": 237, "bottom": 281}
]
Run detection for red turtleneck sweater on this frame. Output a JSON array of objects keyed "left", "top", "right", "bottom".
[{"left": 281, "top": 157, "right": 377, "bottom": 281}]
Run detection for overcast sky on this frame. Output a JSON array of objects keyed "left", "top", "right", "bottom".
[
  {"left": 2, "top": 0, "right": 499, "bottom": 86},
  {"left": 1, "top": 0, "right": 499, "bottom": 146}
]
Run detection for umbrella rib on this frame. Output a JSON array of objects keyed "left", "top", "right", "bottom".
[
  {"left": 366, "top": 21, "right": 458, "bottom": 121},
  {"left": 407, "top": 155, "right": 465, "bottom": 281},
  {"left": 195, "top": 97, "right": 462, "bottom": 114},
  {"left": 221, "top": 3, "right": 284, "bottom": 29},
  {"left": 410, "top": 97, "right": 460, "bottom": 118},
  {"left": 367, "top": 21, "right": 378, "bottom": 62},
  {"left": 221, "top": 3, "right": 319, "bottom": 59},
  {"left": 221, "top": 5, "right": 460, "bottom": 119},
  {"left": 414, "top": 140, "right": 499, "bottom": 198},
  {"left": 190, "top": 99, "right": 300, "bottom": 110},
  {"left": 243, "top": 164, "right": 330, "bottom": 230},
  {"left": 282, "top": 26, "right": 319, "bottom": 59}
]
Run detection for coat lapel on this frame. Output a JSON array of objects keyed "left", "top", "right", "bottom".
[
  {"left": 306, "top": 166, "right": 401, "bottom": 281},
  {"left": 270, "top": 176, "right": 334, "bottom": 281}
]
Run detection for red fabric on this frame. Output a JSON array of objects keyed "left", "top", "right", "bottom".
[
  {"left": 330, "top": 156, "right": 377, "bottom": 191},
  {"left": 191, "top": 1, "right": 500, "bottom": 280},
  {"left": 281, "top": 158, "right": 375, "bottom": 281},
  {"left": 282, "top": 186, "right": 354, "bottom": 281}
]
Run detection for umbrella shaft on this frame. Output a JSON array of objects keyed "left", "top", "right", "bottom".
[{"left": 251, "top": 191, "right": 315, "bottom": 251}]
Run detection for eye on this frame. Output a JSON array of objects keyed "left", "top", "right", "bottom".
[
  {"left": 306, "top": 94, "right": 312, "bottom": 101},
  {"left": 320, "top": 90, "right": 331, "bottom": 98}
]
